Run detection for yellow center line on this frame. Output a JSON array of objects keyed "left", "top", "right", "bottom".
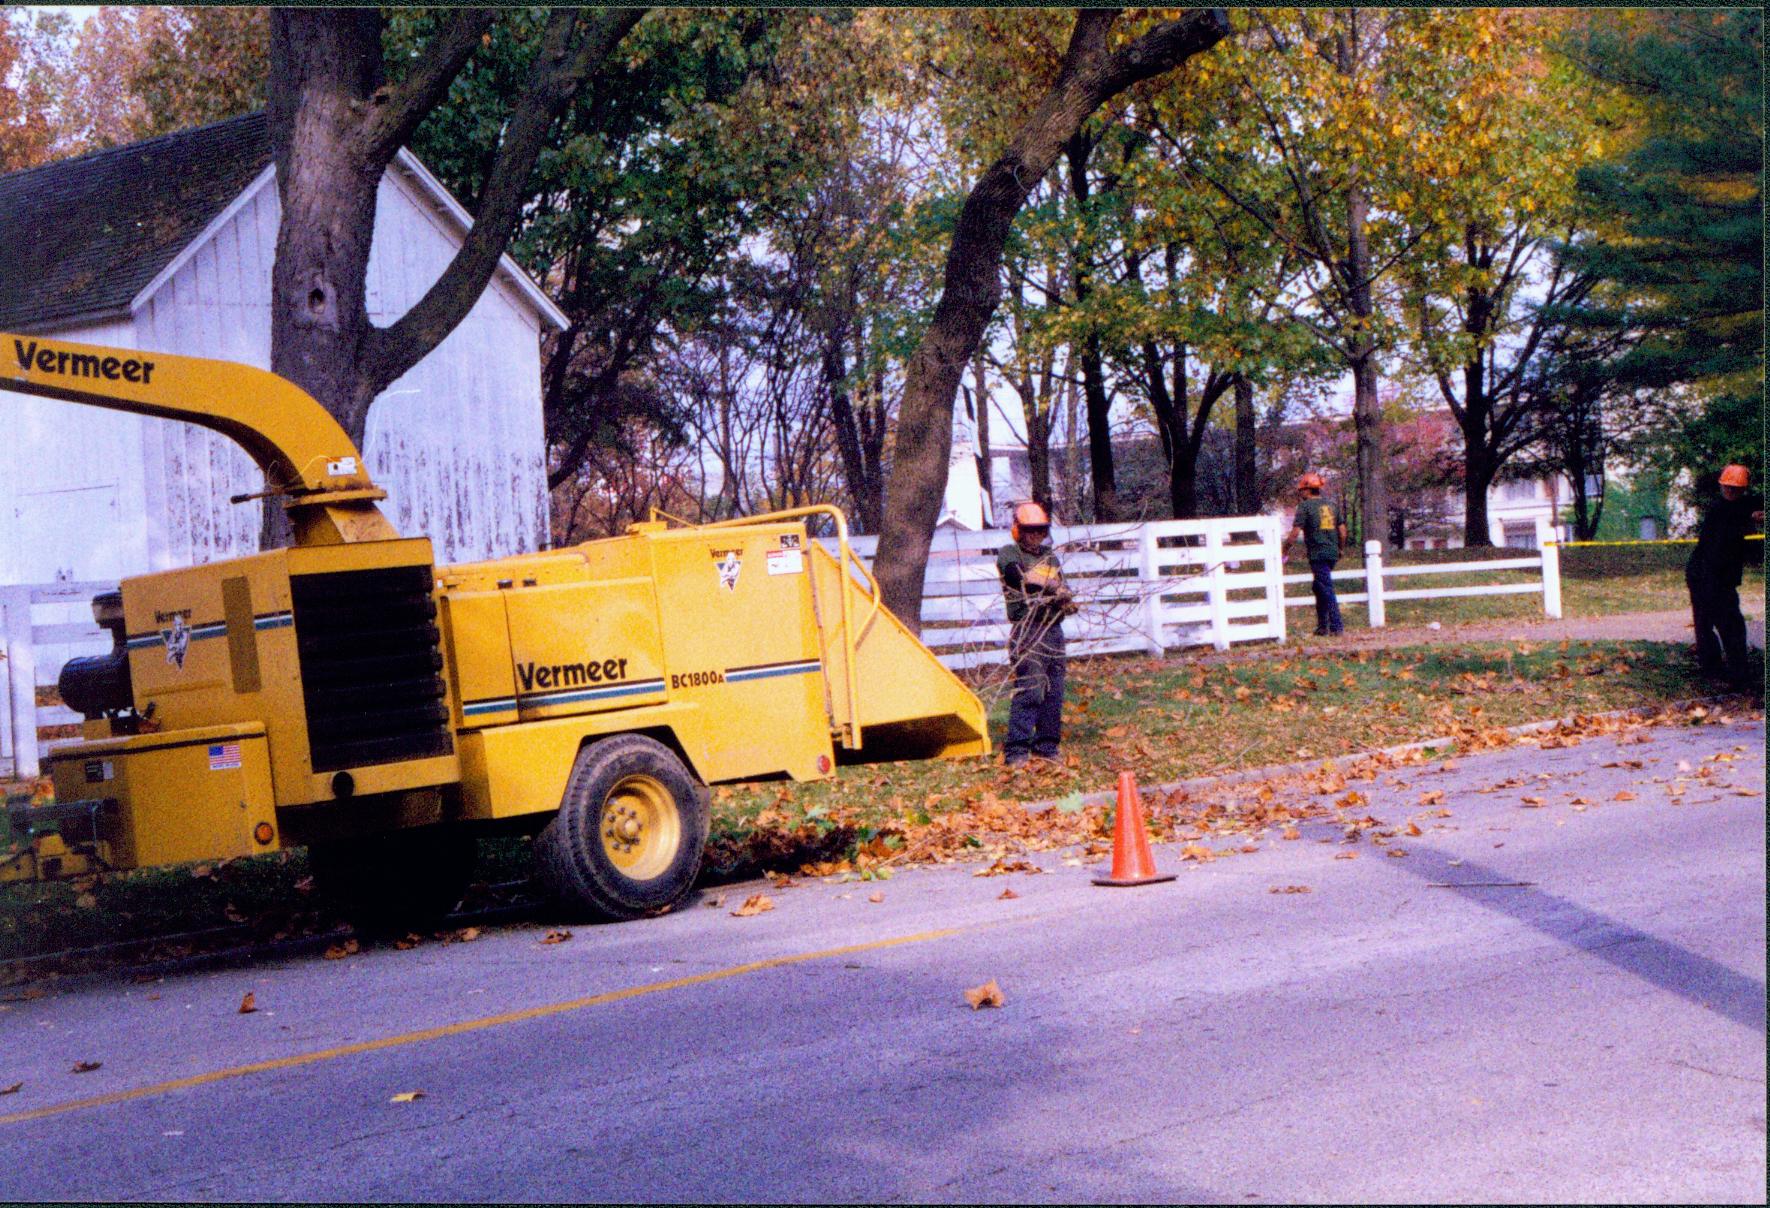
[{"left": 0, "top": 921, "right": 995, "bottom": 1127}]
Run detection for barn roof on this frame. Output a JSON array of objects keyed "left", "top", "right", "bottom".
[
  {"left": 0, "top": 112, "right": 271, "bottom": 332},
  {"left": 0, "top": 110, "right": 566, "bottom": 334}
]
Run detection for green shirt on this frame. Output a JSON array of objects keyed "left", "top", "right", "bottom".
[
  {"left": 1293, "top": 498, "right": 1342, "bottom": 562},
  {"left": 997, "top": 542, "right": 1065, "bottom": 625}
]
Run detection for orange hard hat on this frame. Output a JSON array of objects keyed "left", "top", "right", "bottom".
[
  {"left": 1719, "top": 464, "right": 1750, "bottom": 488},
  {"left": 1298, "top": 472, "right": 1325, "bottom": 491},
  {"left": 1011, "top": 501, "right": 1051, "bottom": 540}
]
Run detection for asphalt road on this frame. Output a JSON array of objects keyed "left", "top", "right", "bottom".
[{"left": 1, "top": 718, "right": 1763, "bottom": 1204}]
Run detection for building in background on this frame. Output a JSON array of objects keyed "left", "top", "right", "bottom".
[{"left": 0, "top": 111, "right": 566, "bottom": 586}]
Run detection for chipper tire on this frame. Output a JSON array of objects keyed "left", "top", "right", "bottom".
[
  {"left": 308, "top": 824, "right": 477, "bottom": 936},
  {"left": 535, "top": 734, "right": 710, "bottom": 920}
]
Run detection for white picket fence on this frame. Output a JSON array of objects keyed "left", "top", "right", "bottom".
[
  {"left": 2, "top": 580, "right": 116, "bottom": 779},
  {"left": 1282, "top": 516, "right": 1564, "bottom": 628},
  {"left": 824, "top": 516, "right": 1289, "bottom": 671},
  {"left": 1, "top": 514, "right": 1562, "bottom": 778}
]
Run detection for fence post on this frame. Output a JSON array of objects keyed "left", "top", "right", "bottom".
[
  {"left": 3, "top": 587, "right": 39, "bottom": 779},
  {"left": 1264, "top": 516, "right": 1287, "bottom": 644},
  {"left": 1206, "top": 522, "right": 1231, "bottom": 651},
  {"left": 1139, "top": 523, "right": 1165, "bottom": 655},
  {"left": 1364, "top": 539, "right": 1386, "bottom": 628},
  {"left": 1536, "top": 516, "right": 1563, "bottom": 619}
]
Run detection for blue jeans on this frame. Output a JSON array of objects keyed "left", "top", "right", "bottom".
[
  {"left": 1005, "top": 622, "right": 1065, "bottom": 761},
  {"left": 1310, "top": 559, "right": 1343, "bottom": 635}
]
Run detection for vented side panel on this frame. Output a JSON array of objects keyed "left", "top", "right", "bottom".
[{"left": 289, "top": 565, "right": 453, "bottom": 772}]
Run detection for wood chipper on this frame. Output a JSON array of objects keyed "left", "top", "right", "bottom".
[{"left": 1, "top": 332, "right": 988, "bottom": 928}]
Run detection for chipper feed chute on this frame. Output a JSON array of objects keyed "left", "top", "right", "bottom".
[{"left": 807, "top": 540, "right": 990, "bottom": 764}]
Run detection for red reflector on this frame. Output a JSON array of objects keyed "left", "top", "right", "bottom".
[
  {"left": 817, "top": 754, "right": 832, "bottom": 774},
  {"left": 253, "top": 822, "right": 275, "bottom": 845}
]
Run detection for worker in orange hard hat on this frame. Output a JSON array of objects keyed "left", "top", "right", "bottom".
[
  {"left": 997, "top": 501, "right": 1076, "bottom": 767},
  {"left": 1281, "top": 472, "right": 1348, "bottom": 637},
  {"left": 1685, "top": 463, "right": 1763, "bottom": 684}
]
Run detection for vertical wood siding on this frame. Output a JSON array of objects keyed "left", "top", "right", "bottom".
[{"left": 0, "top": 166, "right": 549, "bottom": 587}]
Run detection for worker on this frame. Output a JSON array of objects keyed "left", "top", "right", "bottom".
[
  {"left": 1282, "top": 472, "right": 1348, "bottom": 637},
  {"left": 997, "top": 501, "right": 1076, "bottom": 767},
  {"left": 1686, "top": 463, "right": 1763, "bottom": 684}
]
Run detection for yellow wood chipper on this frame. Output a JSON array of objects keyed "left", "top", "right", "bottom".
[{"left": 1, "top": 332, "right": 988, "bottom": 928}]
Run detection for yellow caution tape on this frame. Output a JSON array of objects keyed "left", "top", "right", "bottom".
[{"left": 1553, "top": 535, "right": 1763, "bottom": 548}]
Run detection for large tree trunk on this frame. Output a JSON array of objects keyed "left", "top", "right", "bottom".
[
  {"left": 1232, "top": 372, "right": 1257, "bottom": 514},
  {"left": 263, "top": 8, "right": 643, "bottom": 549},
  {"left": 872, "top": 7, "right": 1230, "bottom": 633}
]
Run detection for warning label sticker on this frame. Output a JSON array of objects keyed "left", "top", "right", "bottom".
[{"left": 766, "top": 549, "right": 803, "bottom": 576}]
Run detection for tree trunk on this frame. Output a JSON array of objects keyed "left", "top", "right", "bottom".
[
  {"left": 1081, "top": 335, "right": 1120, "bottom": 521},
  {"left": 1345, "top": 182, "right": 1387, "bottom": 552},
  {"left": 263, "top": 8, "right": 642, "bottom": 549},
  {"left": 972, "top": 343, "right": 991, "bottom": 520},
  {"left": 872, "top": 7, "right": 1230, "bottom": 633},
  {"left": 1460, "top": 358, "right": 1494, "bottom": 547},
  {"left": 826, "top": 316, "right": 882, "bottom": 533},
  {"left": 1066, "top": 128, "right": 1122, "bottom": 523},
  {"left": 1233, "top": 372, "right": 1257, "bottom": 514}
]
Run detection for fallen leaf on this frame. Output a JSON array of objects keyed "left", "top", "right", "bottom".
[
  {"left": 1239, "top": 843, "right": 1260, "bottom": 854},
  {"left": 1404, "top": 822, "right": 1423, "bottom": 837},
  {"left": 73, "top": 892, "right": 97, "bottom": 910},
  {"left": 395, "top": 933, "right": 422, "bottom": 950},
  {"left": 389, "top": 1091, "right": 425, "bottom": 1103},
  {"left": 1520, "top": 796, "right": 1545, "bottom": 807},
  {"left": 1613, "top": 790, "right": 1637, "bottom": 802},
  {"left": 71, "top": 1061, "right": 101, "bottom": 1074},
  {"left": 539, "top": 930, "right": 572, "bottom": 945},
  {"left": 1334, "top": 851, "right": 1359, "bottom": 861},
  {"left": 1268, "top": 885, "right": 1312, "bottom": 894},
  {"left": 963, "top": 979, "right": 1005, "bottom": 1010},
  {"left": 1418, "top": 790, "right": 1445, "bottom": 806},
  {"left": 0, "top": 1082, "right": 20, "bottom": 1095},
  {"left": 766, "top": 871, "right": 795, "bottom": 889},
  {"left": 1386, "top": 849, "right": 1408, "bottom": 858},
  {"left": 323, "top": 938, "right": 360, "bottom": 960},
  {"left": 1735, "top": 789, "right": 1759, "bottom": 798},
  {"left": 1180, "top": 843, "right": 1215, "bottom": 862},
  {"left": 237, "top": 992, "right": 257, "bottom": 1015},
  {"left": 704, "top": 895, "right": 726, "bottom": 909},
  {"left": 190, "top": 865, "right": 213, "bottom": 880},
  {"left": 1439, "top": 759, "right": 1460, "bottom": 772},
  {"left": 867, "top": 891, "right": 884, "bottom": 903},
  {"left": 731, "top": 893, "right": 775, "bottom": 917},
  {"left": 1281, "top": 826, "right": 1300, "bottom": 840},
  {"left": 997, "top": 887, "right": 1020, "bottom": 900}
]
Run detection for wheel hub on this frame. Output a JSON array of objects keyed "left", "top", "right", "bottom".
[{"left": 598, "top": 774, "right": 682, "bottom": 880}]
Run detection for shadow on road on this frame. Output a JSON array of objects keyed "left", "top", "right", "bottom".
[{"left": 1387, "top": 843, "right": 1766, "bottom": 1034}]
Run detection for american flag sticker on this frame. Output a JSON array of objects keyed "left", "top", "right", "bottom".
[{"left": 208, "top": 742, "right": 242, "bottom": 771}]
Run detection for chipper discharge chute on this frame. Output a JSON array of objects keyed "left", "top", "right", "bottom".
[{"left": 1, "top": 332, "right": 988, "bottom": 930}]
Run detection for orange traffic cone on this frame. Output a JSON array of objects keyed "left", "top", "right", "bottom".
[{"left": 1093, "top": 772, "right": 1176, "bottom": 887}]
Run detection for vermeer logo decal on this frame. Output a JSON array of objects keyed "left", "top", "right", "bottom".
[
  {"left": 517, "top": 657, "right": 630, "bottom": 692},
  {"left": 13, "top": 339, "right": 157, "bottom": 384}
]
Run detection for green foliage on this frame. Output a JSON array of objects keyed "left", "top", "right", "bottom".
[{"left": 1556, "top": 10, "right": 1764, "bottom": 475}]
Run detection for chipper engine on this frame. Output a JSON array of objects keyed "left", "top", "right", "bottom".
[{"left": 2, "top": 333, "right": 989, "bottom": 928}]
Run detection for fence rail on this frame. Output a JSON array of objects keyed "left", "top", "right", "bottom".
[{"left": 2, "top": 513, "right": 1563, "bottom": 778}]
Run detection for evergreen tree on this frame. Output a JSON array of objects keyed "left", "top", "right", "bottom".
[{"left": 1558, "top": 10, "right": 1763, "bottom": 474}]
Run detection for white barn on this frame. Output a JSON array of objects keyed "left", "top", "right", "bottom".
[{"left": 0, "top": 111, "right": 566, "bottom": 586}]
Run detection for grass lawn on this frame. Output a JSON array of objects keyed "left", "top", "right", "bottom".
[{"left": 3, "top": 637, "right": 1758, "bottom": 970}]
